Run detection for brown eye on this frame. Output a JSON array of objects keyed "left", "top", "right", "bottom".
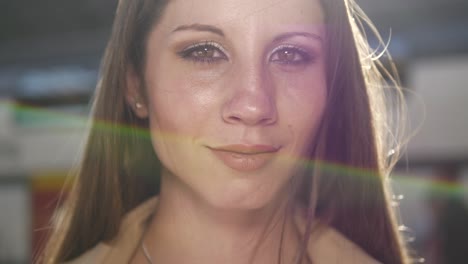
[
  {"left": 179, "top": 42, "right": 228, "bottom": 63},
  {"left": 277, "top": 49, "right": 297, "bottom": 62},
  {"left": 270, "top": 46, "right": 313, "bottom": 65},
  {"left": 193, "top": 46, "right": 215, "bottom": 58}
]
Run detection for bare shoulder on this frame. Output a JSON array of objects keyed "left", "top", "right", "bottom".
[
  {"left": 64, "top": 243, "right": 110, "bottom": 264},
  {"left": 293, "top": 211, "right": 381, "bottom": 264},
  {"left": 309, "top": 225, "right": 382, "bottom": 264},
  {"left": 64, "top": 197, "right": 158, "bottom": 263}
]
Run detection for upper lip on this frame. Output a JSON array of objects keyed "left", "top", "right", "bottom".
[{"left": 209, "top": 144, "right": 280, "bottom": 154}]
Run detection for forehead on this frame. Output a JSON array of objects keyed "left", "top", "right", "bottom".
[{"left": 157, "top": 0, "right": 324, "bottom": 32}]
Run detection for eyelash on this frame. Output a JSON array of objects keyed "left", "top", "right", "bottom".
[
  {"left": 177, "top": 41, "right": 228, "bottom": 64},
  {"left": 269, "top": 45, "right": 315, "bottom": 66},
  {"left": 177, "top": 42, "right": 316, "bottom": 66}
]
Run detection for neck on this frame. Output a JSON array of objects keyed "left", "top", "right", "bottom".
[{"left": 142, "top": 173, "right": 299, "bottom": 264}]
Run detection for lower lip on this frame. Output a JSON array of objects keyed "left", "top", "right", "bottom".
[{"left": 210, "top": 149, "right": 276, "bottom": 172}]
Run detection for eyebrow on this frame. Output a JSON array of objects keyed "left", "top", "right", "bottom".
[
  {"left": 273, "top": 32, "right": 323, "bottom": 44},
  {"left": 172, "top": 23, "right": 225, "bottom": 37},
  {"left": 171, "top": 24, "right": 323, "bottom": 44}
]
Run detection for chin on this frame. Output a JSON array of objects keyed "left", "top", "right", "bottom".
[{"left": 206, "top": 179, "right": 288, "bottom": 211}]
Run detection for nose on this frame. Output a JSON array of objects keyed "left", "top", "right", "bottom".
[{"left": 222, "top": 67, "right": 277, "bottom": 126}]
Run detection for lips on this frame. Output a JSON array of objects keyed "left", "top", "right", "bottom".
[
  {"left": 210, "top": 144, "right": 279, "bottom": 154},
  {"left": 208, "top": 144, "right": 280, "bottom": 171}
]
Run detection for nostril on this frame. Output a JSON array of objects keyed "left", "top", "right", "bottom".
[
  {"left": 229, "top": 116, "right": 242, "bottom": 123},
  {"left": 259, "top": 116, "right": 275, "bottom": 126},
  {"left": 222, "top": 96, "right": 278, "bottom": 126},
  {"left": 221, "top": 80, "right": 277, "bottom": 126}
]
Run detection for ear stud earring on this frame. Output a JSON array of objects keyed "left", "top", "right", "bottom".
[
  {"left": 134, "top": 97, "right": 143, "bottom": 109},
  {"left": 135, "top": 101, "right": 143, "bottom": 109}
]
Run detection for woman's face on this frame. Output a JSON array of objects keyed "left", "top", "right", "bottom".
[{"left": 131, "top": 0, "right": 326, "bottom": 210}]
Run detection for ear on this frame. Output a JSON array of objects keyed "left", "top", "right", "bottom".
[{"left": 125, "top": 68, "right": 149, "bottom": 118}]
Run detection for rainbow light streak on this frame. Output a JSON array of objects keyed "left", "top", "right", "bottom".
[{"left": 2, "top": 100, "right": 466, "bottom": 198}]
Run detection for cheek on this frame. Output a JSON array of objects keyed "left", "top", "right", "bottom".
[
  {"left": 275, "top": 68, "right": 327, "bottom": 152},
  {"left": 145, "top": 80, "right": 209, "bottom": 177},
  {"left": 277, "top": 67, "right": 327, "bottom": 116},
  {"left": 144, "top": 46, "right": 219, "bottom": 134},
  {"left": 146, "top": 75, "right": 216, "bottom": 134}
]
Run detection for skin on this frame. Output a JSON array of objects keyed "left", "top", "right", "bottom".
[{"left": 126, "top": 0, "right": 326, "bottom": 262}]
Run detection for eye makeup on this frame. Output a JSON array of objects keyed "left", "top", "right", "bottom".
[
  {"left": 176, "top": 41, "right": 228, "bottom": 64},
  {"left": 174, "top": 38, "right": 320, "bottom": 69},
  {"left": 269, "top": 44, "right": 318, "bottom": 66}
]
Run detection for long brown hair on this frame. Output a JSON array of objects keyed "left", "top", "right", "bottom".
[{"left": 42, "top": 0, "right": 410, "bottom": 263}]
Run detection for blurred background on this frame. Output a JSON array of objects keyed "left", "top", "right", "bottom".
[{"left": 0, "top": 0, "right": 467, "bottom": 263}]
